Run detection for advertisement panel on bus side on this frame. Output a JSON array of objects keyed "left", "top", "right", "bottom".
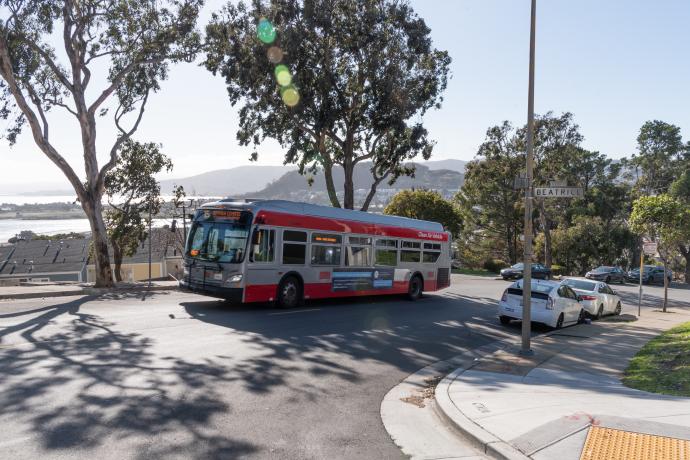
[{"left": 331, "top": 268, "right": 395, "bottom": 292}]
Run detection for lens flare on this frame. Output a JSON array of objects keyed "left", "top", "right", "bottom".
[
  {"left": 274, "top": 64, "right": 292, "bottom": 86},
  {"left": 257, "top": 18, "right": 276, "bottom": 44},
  {"left": 281, "top": 86, "right": 300, "bottom": 107},
  {"left": 267, "top": 46, "right": 283, "bottom": 63}
]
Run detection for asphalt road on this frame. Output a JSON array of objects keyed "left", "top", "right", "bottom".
[{"left": 0, "top": 275, "right": 688, "bottom": 459}]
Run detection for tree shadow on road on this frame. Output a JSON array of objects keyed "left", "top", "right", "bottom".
[
  {"left": 0, "top": 293, "right": 257, "bottom": 459},
  {"left": 180, "top": 292, "right": 518, "bottom": 398}
]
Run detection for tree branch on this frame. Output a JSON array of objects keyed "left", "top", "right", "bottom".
[
  {"left": 0, "top": 37, "right": 85, "bottom": 199},
  {"left": 12, "top": 34, "right": 74, "bottom": 92},
  {"left": 96, "top": 91, "right": 150, "bottom": 194}
]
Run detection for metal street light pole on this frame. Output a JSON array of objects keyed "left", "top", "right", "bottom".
[
  {"left": 521, "top": 0, "right": 537, "bottom": 355},
  {"left": 148, "top": 201, "right": 152, "bottom": 289}
]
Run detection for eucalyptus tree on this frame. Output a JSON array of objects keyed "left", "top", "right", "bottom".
[
  {"left": 0, "top": 0, "right": 202, "bottom": 286},
  {"left": 205, "top": 0, "right": 450, "bottom": 210},
  {"left": 456, "top": 122, "right": 524, "bottom": 265},
  {"left": 629, "top": 121, "right": 687, "bottom": 195}
]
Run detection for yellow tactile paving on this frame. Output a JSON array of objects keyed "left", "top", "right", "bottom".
[{"left": 580, "top": 426, "right": 690, "bottom": 460}]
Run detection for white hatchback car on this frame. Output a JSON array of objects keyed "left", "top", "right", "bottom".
[
  {"left": 560, "top": 278, "right": 622, "bottom": 319},
  {"left": 498, "top": 279, "right": 585, "bottom": 329}
]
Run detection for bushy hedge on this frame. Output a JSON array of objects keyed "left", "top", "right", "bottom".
[{"left": 483, "top": 259, "right": 507, "bottom": 274}]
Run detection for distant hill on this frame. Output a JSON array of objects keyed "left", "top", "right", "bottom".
[
  {"left": 423, "top": 159, "right": 467, "bottom": 173},
  {"left": 158, "top": 165, "right": 295, "bottom": 196},
  {"left": 158, "top": 159, "right": 467, "bottom": 199},
  {"left": 244, "top": 162, "right": 464, "bottom": 208}
]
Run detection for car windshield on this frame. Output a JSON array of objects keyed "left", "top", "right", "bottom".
[
  {"left": 511, "top": 263, "right": 524, "bottom": 269},
  {"left": 563, "top": 279, "right": 597, "bottom": 291},
  {"left": 186, "top": 210, "right": 252, "bottom": 263},
  {"left": 592, "top": 266, "right": 612, "bottom": 273}
]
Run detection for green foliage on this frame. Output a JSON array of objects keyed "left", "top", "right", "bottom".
[
  {"left": 628, "top": 121, "right": 688, "bottom": 195},
  {"left": 630, "top": 194, "right": 690, "bottom": 259},
  {"left": 550, "top": 264, "right": 564, "bottom": 276},
  {"left": 482, "top": 259, "right": 506, "bottom": 274},
  {"left": 104, "top": 140, "right": 177, "bottom": 280},
  {"left": 456, "top": 121, "right": 524, "bottom": 264},
  {"left": 205, "top": 0, "right": 451, "bottom": 209},
  {"left": 670, "top": 170, "right": 690, "bottom": 203},
  {"left": 623, "top": 321, "right": 690, "bottom": 397},
  {"left": 383, "top": 189, "right": 462, "bottom": 236}
]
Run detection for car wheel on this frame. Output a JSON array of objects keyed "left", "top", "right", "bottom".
[
  {"left": 577, "top": 309, "right": 586, "bottom": 324},
  {"left": 407, "top": 275, "right": 423, "bottom": 301},
  {"left": 614, "top": 302, "right": 622, "bottom": 315},
  {"left": 502, "top": 276, "right": 509, "bottom": 281},
  {"left": 605, "top": 276, "right": 611, "bottom": 284},
  {"left": 277, "top": 276, "right": 302, "bottom": 309},
  {"left": 499, "top": 315, "right": 511, "bottom": 326},
  {"left": 595, "top": 305, "right": 604, "bottom": 320},
  {"left": 555, "top": 313, "right": 564, "bottom": 329}
]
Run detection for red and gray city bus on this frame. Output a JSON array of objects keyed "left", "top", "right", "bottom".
[{"left": 180, "top": 199, "right": 452, "bottom": 307}]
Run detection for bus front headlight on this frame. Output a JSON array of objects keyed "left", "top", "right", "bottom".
[{"left": 226, "top": 274, "right": 243, "bottom": 284}]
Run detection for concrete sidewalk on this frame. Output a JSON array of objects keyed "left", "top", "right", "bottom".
[
  {"left": 436, "top": 308, "right": 690, "bottom": 460},
  {"left": 0, "top": 280, "right": 179, "bottom": 300}
]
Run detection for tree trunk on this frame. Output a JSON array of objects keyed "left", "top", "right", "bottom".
[
  {"left": 537, "top": 200, "right": 552, "bottom": 268},
  {"left": 662, "top": 258, "right": 669, "bottom": 312},
  {"left": 360, "top": 171, "right": 389, "bottom": 212},
  {"left": 112, "top": 241, "right": 123, "bottom": 283},
  {"left": 343, "top": 160, "right": 355, "bottom": 210},
  {"left": 317, "top": 137, "right": 341, "bottom": 208},
  {"left": 321, "top": 161, "right": 341, "bottom": 208},
  {"left": 360, "top": 184, "right": 377, "bottom": 212},
  {"left": 680, "top": 245, "right": 690, "bottom": 284},
  {"left": 83, "top": 196, "right": 113, "bottom": 287}
]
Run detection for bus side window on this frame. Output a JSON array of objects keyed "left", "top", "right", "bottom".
[
  {"left": 375, "top": 238, "right": 398, "bottom": 266},
  {"left": 282, "top": 230, "right": 307, "bottom": 265},
  {"left": 252, "top": 229, "right": 275, "bottom": 263}
]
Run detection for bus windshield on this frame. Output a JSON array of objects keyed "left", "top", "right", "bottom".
[{"left": 187, "top": 220, "right": 250, "bottom": 263}]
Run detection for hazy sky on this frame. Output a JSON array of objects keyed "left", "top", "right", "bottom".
[{"left": 1, "top": 0, "right": 688, "bottom": 191}]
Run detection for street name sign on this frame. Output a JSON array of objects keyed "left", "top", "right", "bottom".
[
  {"left": 534, "top": 187, "right": 583, "bottom": 198},
  {"left": 643, "top": 242, "right": 658, "bottom": 255}
]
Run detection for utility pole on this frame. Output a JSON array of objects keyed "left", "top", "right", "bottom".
[
  {"left": 148, "top": 200, "right": 152, "bottom": 289},
  {"left": 521, "top": 0, "right": 537, "bottom": 356}
]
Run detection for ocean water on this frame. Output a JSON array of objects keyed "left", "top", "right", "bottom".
[
  {"left": 0, "top": 195, "right": 78, "bottom": 205},
  {"left": 0, "top": 218, "right": 174, "bottom": 243}
]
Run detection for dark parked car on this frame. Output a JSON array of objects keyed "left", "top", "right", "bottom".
[
  {"left": 500, "top": 263, "right": 552, "bottom": 280},
  {"left": 626, "top": 265, "right": 673, "bottom": 285},
  {"left": 585, "top": 266, "right": 626, "bottom": 284}
]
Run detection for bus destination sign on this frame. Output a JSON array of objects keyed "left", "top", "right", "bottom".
[{"left": 211, "top": 210, "right": 243, "bottom": 220}]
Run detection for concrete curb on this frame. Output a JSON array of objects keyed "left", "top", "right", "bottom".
[
  {"left": 0, "top": 284, "right": 179, "bottom": 301},
  {"left": 0, "top": 289, "right": 86, "bottom": 301},
  {"left": 434, "top": 366, "right": 531, "bottom": 460}
]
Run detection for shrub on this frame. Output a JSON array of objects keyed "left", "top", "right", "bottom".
[
  {"left": 550, "top": 264, "right": 564, "bottom": 276},
  {"left": 483, "top": 259, "right": 507, "bottom": 273}
]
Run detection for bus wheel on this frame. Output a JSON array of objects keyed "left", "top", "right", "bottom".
[
  {"left": 277, "top": 276, "right": 302, "bottom": 309},
  {"left": 407, "top": 275, "right": 423, "bottom": 301}
]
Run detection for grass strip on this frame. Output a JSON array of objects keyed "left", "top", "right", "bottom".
[{"left": 623, "top": 321, "right": 690, "bottom": 397}]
